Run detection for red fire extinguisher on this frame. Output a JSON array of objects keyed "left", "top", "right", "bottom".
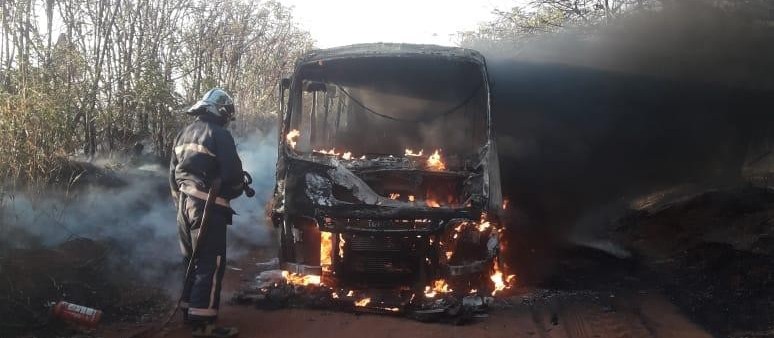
[{"left": 51, "top": 301, "right": 102, "bottom": 328}]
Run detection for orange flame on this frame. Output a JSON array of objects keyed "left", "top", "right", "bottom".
[
  {"left": 354, "top": 298, "right": 371, "bottom": 307},
  {"left": 388, "top": 193, "right": 400, "bottom": 200},
  {"left": 426, "top": 149, "right": 446, "bottom": 171},
  {"left": 490, "top": 261, "right": 516, "bottom": 296},
  {"left": 435, "top": 280, "right": 451, "bottom": 292},
  {"left": 478, "top": 213, "right": 492, "bottom": 232},
  {"left": 282, "top": 271, "right": 321, "bottom": 286},
  {"left": 408, "top": 195, "right": 415, "bottom": 202},
  {"left": 478, "top": 220, "right": 491, "bottom": 232},
  {"left": 405, "top": 148, "right": 424, "bottom": 157},
  {"left": 320, "top": 232, "right": 332, "bottom": 270},
  {"left": 286, "top": 129, "right": 300, "bottom": 149},
  {"left": 454, "top": 223, "right": 464, "bottom": 232},
  {"left": 313, "top": 148, "right": 340, "bottom": 156},
  {"left": 312, "top": 148, "right": 357, "bottom": 160},
  {"left": 426, "top": 199, "right": 441, "bottom": 208},
  {"left": 424, "top": 279, "right": 452, "bottom": 298}
]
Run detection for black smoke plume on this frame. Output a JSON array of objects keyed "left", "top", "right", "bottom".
[{"left": 482, "top": 3, "right": 774, "bottom": 277}]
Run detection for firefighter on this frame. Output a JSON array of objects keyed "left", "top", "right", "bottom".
[{"left": 169, "top": 88, "right": 243, "bottom": 338}]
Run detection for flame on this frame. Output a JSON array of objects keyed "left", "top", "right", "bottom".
[
  {"left": 286, "top": 129, "right": 300, "bottom": 149},
  {"left": 405, "top": 148, "right": 424, "bottom": 157},
  {"left": 445, "top": 251, "right": 453, "bottom": 260},
  {"left": 354, "top": 298, "right": 371, "bottom": 307},
  {"left": 388, "top": 193, "right": 400, "bottom": 200},
  {"left": 281, "top": 271, "right": 321, "bottom": 286},
  {"left": 346, "top": 290, "right": 354, "bottom": 297},
  {"left": 490, "top": 270, "right": 505, "bottom": 296},
  {"left": 423, "top": 286, "right": 436, "bottom": 298},
  {"left": 424, "top": 279, "right": 452, "bottom": 298},
  {"left": 332, "top": 292, "right": 339, "bottom": 299},
  {"left": 408, "top": 195, "right": 415, "bottom": 202},
  {"left": 313, "top": 148, "right": 340, "bottom": 156},
  {"left": 478, "top": 220, "right": 491, "bottom": 232},
  {"left": 320, "top": 232, "right": 333, "bottom": 271},
  {"left": 478, "top": 213, "right": 492, "bottom": 232},
  {"left": 426, "top": 199, "right": 441, "bottom": 208},
  {"left": 454, "top": 223, "right": 464, "bottom": 232},
  {"left": 502, "top": 199, "right": 510, "bottom": 210},
  {"left": 434, "top": 280, "right": 452, "bottom": 293},
  {"left": 313, "top": 148, "right": 357, "bottom": 160},
  {"left": 426, "top": 149, "right": 446, "bottom": 171},
  {"left": 490, "top": 260, "right": 516, "bottom": 296},
  {"left": 338, "top": 234, "right": 346, "bottom": 259}
]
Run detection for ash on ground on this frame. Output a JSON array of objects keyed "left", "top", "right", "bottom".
[{"left": 0, "top": 238, "right": 172, "bottom": 337}]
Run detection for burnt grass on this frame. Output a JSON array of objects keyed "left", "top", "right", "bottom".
[
  {"left": 616, "top": 186, "right": 774, "bottom": 336},
  {"left": 664, "top": 242, "right": 773, "bottom": 336},
  {"left": 507, "top": 186, "right": 774, "bottom": 337},
  {"left": 0, "top": 237, "right": 172, "bottom": 337}
]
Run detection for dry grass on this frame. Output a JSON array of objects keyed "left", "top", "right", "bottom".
[{"left": 0, "top": 88, "right": 77, "bottom": 189}]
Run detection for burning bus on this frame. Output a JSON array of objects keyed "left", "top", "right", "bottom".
[{"left": 270, "top": 43, "right": 511, "bottom": 299}]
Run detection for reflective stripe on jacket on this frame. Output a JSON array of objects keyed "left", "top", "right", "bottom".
[{"left": 169, "top": 115, "right": 244, "bottom": 207}]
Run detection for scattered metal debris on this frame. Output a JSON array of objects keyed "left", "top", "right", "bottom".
[{"left": 232, "top": 269, "right": 495, "bottom": 324}]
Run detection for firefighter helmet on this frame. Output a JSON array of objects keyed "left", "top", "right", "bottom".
[{"left": 186, "top": 88, "right": 236, "bottom": 124}]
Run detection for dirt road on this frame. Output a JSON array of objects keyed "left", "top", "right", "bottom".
[
  {"left": 150, "top": 294, "right": 709, "bottom": 338},
  {"left": 102, "top": 251, "right": 712, "bottom": 338}
]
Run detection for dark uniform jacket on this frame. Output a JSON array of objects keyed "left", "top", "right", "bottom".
[{"left": 169, "top": 115, "right": 244, "bottom": 210}]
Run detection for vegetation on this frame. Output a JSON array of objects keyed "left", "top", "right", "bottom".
[
  {"left": 0, "top": 0, "right": 312, "bottom": 187},
  {"left": 457, "top": 0, "right": 773, "bottom": 50}
]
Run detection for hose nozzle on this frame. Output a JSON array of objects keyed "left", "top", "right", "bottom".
[{"left": 242, "top": 171, "right": 255, "bottom": 198}]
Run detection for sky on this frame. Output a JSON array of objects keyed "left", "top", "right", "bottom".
[{"left": 278, "top": 0, "right": 521, "bottom": 48}]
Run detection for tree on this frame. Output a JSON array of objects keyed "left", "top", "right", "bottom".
[
  {"left": 457, "top": 0, "right": 664, "bottom": 49},
  {"left": 0, "top": 0, "right": 313, "bottom": 187}
]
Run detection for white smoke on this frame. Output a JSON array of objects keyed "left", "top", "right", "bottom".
[
  {"left": 229, "top": 129, "right": 279, "bottom": 256},
  {"left": 0, "top": 129, "right": 279, "bottom": 286},
  {"left": 0, "top": 166, "right": 179, "bottom": 283}
]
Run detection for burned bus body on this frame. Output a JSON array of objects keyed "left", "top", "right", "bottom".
[{"left": 271, "top": 43, "right": 506, "bottom": 295}]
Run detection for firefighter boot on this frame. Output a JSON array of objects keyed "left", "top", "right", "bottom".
[{"left": 191, "top": 324, "right": 239, "bottom": 338}]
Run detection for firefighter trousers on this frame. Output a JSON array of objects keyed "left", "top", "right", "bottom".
[{"left": 177, "top": 193, "right": 230, "bottom": 322}]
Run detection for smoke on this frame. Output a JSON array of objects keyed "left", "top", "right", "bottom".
[
  {"left": 480, "top": 3, "right": 774, "bottom": 258},
  {"left": 0, "top": 167, "right": 183, "bottom": 289},
  {"left": 229, "top": 129, "right": 279, "bottom": 256},
  {"left": 0, "top": 129, "right": 279, "bottom": 289}
]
